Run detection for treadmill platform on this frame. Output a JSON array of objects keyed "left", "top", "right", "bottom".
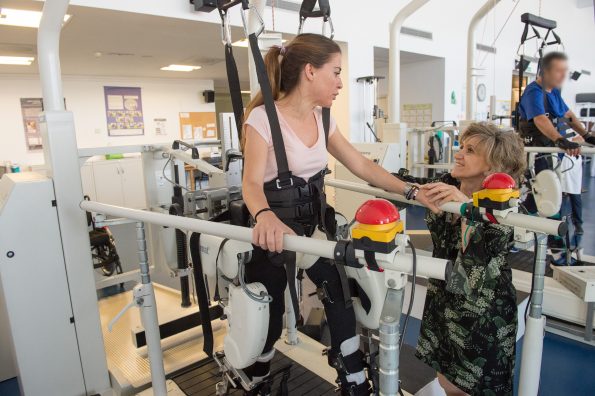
[{"left": 172, "top": 352, "right": 337, "bottom": 395}]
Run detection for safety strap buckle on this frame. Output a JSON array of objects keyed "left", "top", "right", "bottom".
[
  {"left": 275, "top": 177, "right": 294, "bottom": 190},
  {"left": 217, "top": 0, "right": 264, "bottom": 46},
  {"left": 316, "top": 281, "right": 334, "bottom": 304}
]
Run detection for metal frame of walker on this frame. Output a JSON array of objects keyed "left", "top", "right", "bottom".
[
  {"left": 80, "top": 176, "right": 565, "bottom": 396},
  {"left": 35, "top": 1, "right": 566, "bottom": 396},
  {"left": 326, "top": 178, "right": 566, "bottom": 396}
]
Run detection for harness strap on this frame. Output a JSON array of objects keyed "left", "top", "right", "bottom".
[
  {"left": 248, "top": 33, "right": 292, "bottom": 184},
  {"left": 284, "top": 251, "right": 301, "bottom": 326},
  {"left": 213, "top": 238, "right": 231, "bottom": 302},
  {"left": 225, "top": 44, "right": 245, "bottom": 141},
  {"left": 322, "top": 106, "right": 331, "bottom": 147},
  {"left": 189, "top": 232, "right": 215, "bottom": 357}
]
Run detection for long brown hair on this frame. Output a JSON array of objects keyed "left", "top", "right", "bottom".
[{"left": 242, "top": 33, "right": 341, "bottom": 148}]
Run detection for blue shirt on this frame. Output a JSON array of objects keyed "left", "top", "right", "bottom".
[{"left": 519, "top": 81, "right": 569, "bottom": 121}]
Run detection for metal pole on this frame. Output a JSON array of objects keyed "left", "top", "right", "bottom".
[
  {"left": 325, "top": 179, "right": 564, "bottom": 236},
  {"left": 465, "top": 0, "right": 501, "bottom": 120},
  {"left": 388, "top": 0, "right": 430, "bottom": 123},
  {"left": 38, "top": 0, "right": 68, "bottom": 111},
  {"left": 452, "top": 146, "right": 595, "bottom": 154},
  {"left": 136, "top": 222, "right": 167, "bottom": 396},
  {"left": 379, "top": 287, "right": 404, "bottom": 396},
  {"left": 518, "top": 233, "right": 547, "bottom": 396},
  {"left": 80, "top": 200, "right": 448, "bottom": 280}
]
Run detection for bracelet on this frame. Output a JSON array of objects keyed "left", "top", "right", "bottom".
[
  {"left": 410, "top": 186, "right": 420, "bottom": 201},
  {"left": 403, "top": 183, "right": 420, "bottom": 200},
  {"left": 254, "top": 208, "right": 272, "bottom": 223}
]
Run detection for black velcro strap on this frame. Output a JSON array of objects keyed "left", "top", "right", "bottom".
[
  {"left": 300, "top": 0, "right": 331, "bottom": 19},
  {"left": 348, "top": 278, "right": 371, "bottom": 314},
  {"left": 248, "top": 33, "right": 291, "bottom": 181},
  {"left": 322, "top": 107, "right": 331, "bottom": 147},
  {"left": 364, "top": 250, "right": 382, "bottom": 272},
  {"left": 224, "top": 44, "right": 244, "bottom": 142},
  {"left": 189, "top": 233, "right": 215, "bottom": 357},
  {"left": 213, "top": 238, "right": 231, "bottom": 302},
  {"left": 285, "top": 252, "right": 301, "bottom": 326},
  {"left": 327, "top": 348, "right": 362, "bottom": 375}
]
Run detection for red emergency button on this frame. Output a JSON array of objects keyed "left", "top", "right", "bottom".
[
  {"left": 482, "top": 173, "right": 516, "bottom": 189},
  {"left": 355, "top": 199, "right": 400, "bottom": 225}
]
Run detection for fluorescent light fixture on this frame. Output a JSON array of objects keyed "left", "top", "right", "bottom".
[
  {"left": 0, "top": 56, "right": 35, "bottom": 65},
  {"left": 0, "top": 8, "right": 71, "bottom": 28},
  {"left": 241, "top": 90, "right": 251, "bottom": 94},
  {"left": 232, "top": 38, "right": 287, "bottom": 48},
  {"left": 160, "top": 64, "right": 202, "bottom": 72},
  {"left": 232, "top": 39, "right": 250, "bottom": 48}
]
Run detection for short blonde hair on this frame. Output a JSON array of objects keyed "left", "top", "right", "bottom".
[{"left": 459, "top": 122, "right": 526, "bottom": 185}]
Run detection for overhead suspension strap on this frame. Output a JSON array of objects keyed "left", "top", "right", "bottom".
[
  {"left": 298, "top": 0, "right": 334, "bottom": 38},
  {"left": 216, "top": 0, "right": 260, "bottom": 145},
  {"left": 515, "top": 13, "right": 563, "bottom": 130}
]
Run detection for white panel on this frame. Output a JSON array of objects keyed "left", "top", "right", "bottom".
[{"left": 0, "top": 174, "right": 86, "bottom": 395}]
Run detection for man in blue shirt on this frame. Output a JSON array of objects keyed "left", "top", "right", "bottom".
[
  {"left": 518, "top": 52, "right": 594, "bottom": 154},
  {"left": 518, "top": 52, "right": 593, "bottom": 264}
]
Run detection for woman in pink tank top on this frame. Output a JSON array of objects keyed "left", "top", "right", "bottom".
[{"left": 240, "top": 34, "right": 438, "bottom": 395}]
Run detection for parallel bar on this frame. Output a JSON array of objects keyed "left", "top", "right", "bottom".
[
  {"left": 326, "top": 179, "right": 563, "bottom": 236},
  {"left": 82, "top": 200, "right": 335, "bottom": 259},
  {"left": 80, "top": 200, "right": 449, "bottom": 280},
  {"left": 452, "top": 146, "right": 595, "bottom": 154}
]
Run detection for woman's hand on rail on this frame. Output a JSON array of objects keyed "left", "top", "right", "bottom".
[
  {"left": 420, "top": 182, "right": 469, "bottom": 208},
  {"left": 414, "top": 187, "right": 441, "bottom": 214},
  {"left": 252, "top": 211, "right": 296, "bottom": 253}
]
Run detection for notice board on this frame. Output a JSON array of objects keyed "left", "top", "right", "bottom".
[{"left": 179, "top": 112, "right": 217, "bottom": 140}]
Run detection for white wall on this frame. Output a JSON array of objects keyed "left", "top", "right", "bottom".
[
  {"left": 0, "top": 75, "right": 215, "bottom": 166},
  {"left": 376, "top": 57, "right": 446, "bottom": 124},
  {"left": 33, "top": 0, "right": 595, "bottom": 136}
]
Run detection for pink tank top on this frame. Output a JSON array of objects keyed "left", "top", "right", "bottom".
[{"left": 244, "top": 104, "right": 337, "bottom": 183}]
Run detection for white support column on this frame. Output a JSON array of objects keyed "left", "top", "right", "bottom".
[
  {"left": 465, "top": 0, "right": 501, "bottom": 121},
  {"left": 388, "top": 0, "right": 430, "bottom": 124},
  {"left": 38, "top": 1, "right": 110, "bottom": 393}
]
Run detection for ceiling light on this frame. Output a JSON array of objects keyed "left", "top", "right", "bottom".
[
  {"left": 232, "top": 38, "right": 287, "bottom": 48},
  {"left": 232, "top": 39, "right": 250, "bottom": 48},
  {"left": 160, "top": 64, "right": 202, "bottom": 72},
  {"left": 241, "top": 90, "right": 252, "bottom": 94},
  {"left": 0, "top": 56, "right": 35, "bottom": 65},
  {"left": 0, "top": 8, "right": 71, "bottom": 28}
]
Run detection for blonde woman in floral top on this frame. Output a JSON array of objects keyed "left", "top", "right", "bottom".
[{"left": 399, "top": 123, "right": 526, "bottom": 396}]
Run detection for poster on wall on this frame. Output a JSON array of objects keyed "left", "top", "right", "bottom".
[
  {"left": 20, "top": 98, "right": 44, "bottom": 151},
  {"left": 154, "top": 118, "right": 167, "bottom": 136},
  {"left": 104, "top": 86, "right": 144, "bottom": 136}
]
